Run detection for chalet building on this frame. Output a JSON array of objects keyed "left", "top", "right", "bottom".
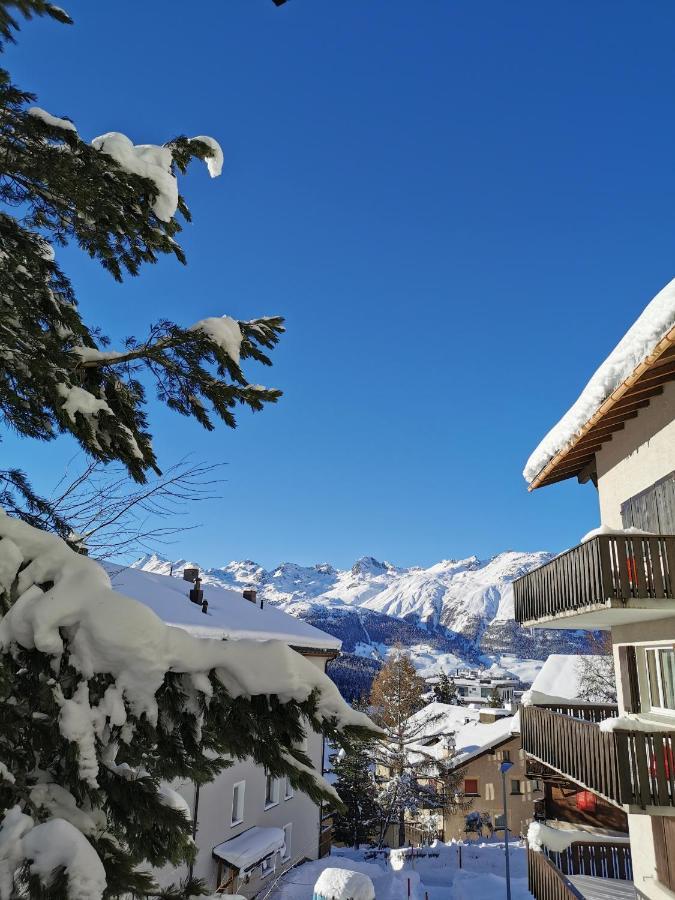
[
  {"left": 442, "top": 713, "right": 536, "bottom": 842},
  {"left": 105, "top": 563, "right": 340, "bottom": 897},
  {"left": 515, "top": 281, "right": 675, "bottom": 900}
]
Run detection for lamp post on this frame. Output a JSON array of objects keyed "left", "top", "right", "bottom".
[{"left": 499, "top": 760, "right": 514, "bottom": 900}]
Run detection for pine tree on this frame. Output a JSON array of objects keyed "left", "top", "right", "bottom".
[
  {"left": 433, "top": 672, "right": 458, "bottom": 705},
  {"left": 0, "top": 5, "right": 376, "bottom": 898},
  {"left": 331, "top": 743, "right": 380, "bottom": 849},
  {"left": 0, "top": 1, "right": 283, "bottom": 536},
  {"left": 487, "top": 686, "right": 503, "bottom": 708}
]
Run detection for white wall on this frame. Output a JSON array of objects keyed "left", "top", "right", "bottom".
[{"left": 596, "top": 380, "right": 675, "bottom": 528}]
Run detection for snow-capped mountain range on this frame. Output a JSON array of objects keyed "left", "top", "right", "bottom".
[{"left": 132, "top": 550, "right": 591, "bottom": 680}]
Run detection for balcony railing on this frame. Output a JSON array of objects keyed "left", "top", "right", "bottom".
[
  {"left": 527, "top": 841, "right": 633, "bottom": 900},
  {"left": 521, "top": 705, "right": 675, "bottom": 809},
  {"left": 514, "top": 533, "right": 675, "bottom": 625}
]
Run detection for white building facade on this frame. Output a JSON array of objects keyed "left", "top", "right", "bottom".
[{"left": 515, "top": 281, "right": 675, "bottom": 899}]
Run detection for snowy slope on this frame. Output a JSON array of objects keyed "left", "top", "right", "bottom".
[{"left": 133, "top": 549, "right": 589, "bottom": 673}]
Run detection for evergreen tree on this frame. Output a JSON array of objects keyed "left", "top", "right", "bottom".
[
  {"left": 0, "top": 5, "right": 377, "bottom": 898},
  {"left": 487, "top": 686, "right": 503, "bottom": 708},
  {"left": 0, "top": 1, "right": 283, "bottom": 537},
  {"left": 433, "top": 672, "right": 458, "bottom": 705},
  {"left": 331, "top": 742, "right": 380, "bottom": 849}
]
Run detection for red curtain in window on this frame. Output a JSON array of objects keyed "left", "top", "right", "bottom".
[{"left": 576, "top": 790, "right": 596, "bottom": 812}]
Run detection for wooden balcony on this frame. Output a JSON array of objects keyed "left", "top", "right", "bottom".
[
  {"left": 522, "top": 705, "right": 675, "bottom": 810},
  {"left": 527, "top": 842, "right": 633, "bottom": 900},
  {"left": 514, "top": 533, "right": 675, "bottom": 628}
]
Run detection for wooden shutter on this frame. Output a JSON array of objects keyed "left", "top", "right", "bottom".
[
  {"left": 621, "top": 471, "right": 675, "bottom": 533},
  {"left": 653, "top": 816, "right": 675, "bottom": 891},
  {"left": 617, "top": 645, "right": 640, "bottom": 714}
]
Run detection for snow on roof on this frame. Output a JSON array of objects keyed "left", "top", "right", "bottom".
[
  {"left": 313, "top": 868, "right": 376, "bottom": 900},
  {"left": 452, "top": 711, "right": 520, "bottom": 766},
  {"left": 524, "top": 278, "right": 675, "bottom": 485},
  {"left": 213, "top": 826, "right": 285, "bottom": 872},
  {"left": 522, "top": 654, "right": 585, "bottom": 706},
  {"left": 407, "top": 702, "right": 481, "bottom": 742},
  {"left": 405, "top": 703, "right": 518, "bottom": 767},
  {"left": 104, "top": 563, "right": 341, "bottom": 651}
]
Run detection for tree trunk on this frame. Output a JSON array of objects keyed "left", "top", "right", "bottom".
[{"left": 398, "top": 809, "right": 405, "bottom": 848}]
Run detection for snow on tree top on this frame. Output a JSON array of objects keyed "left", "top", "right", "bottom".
[
  {"left": 524, "top": 278, "right": 675, "bottom": 485},
  {"left": 105, "top": 562, "right": 342, "bottom": 650}
]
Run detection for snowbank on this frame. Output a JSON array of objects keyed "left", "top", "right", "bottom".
[
  {"left": 524, "top": 278, "right": 675, "bottom": 484},
  {"left": 313, "top": 868, "right": 375, "bottom": 900}
]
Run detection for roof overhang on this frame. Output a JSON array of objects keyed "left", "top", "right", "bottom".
[{"left": 529, "top": 325, "right": 675, "bottom": 490}]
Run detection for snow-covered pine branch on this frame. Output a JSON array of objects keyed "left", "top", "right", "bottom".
[
  {"left": 0, "top": 513, "right": 377, "bottom": 898},
  {"left": 0, "top": 13, "right": 284, "bottom": 486}
]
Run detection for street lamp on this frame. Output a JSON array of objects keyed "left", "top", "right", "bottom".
[{"left": 499, "top": 760, "right": 514, "bottom": 900}]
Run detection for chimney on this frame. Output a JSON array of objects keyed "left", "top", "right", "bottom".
[
  {"left": 183, "top": 567, "right": 199, "bottom": 583},
  {"left": 243, "top": 589, "right": 258, "bottom": 606},
  {"left": 189, "top": 576, "right": 204, "bottom": 606}
]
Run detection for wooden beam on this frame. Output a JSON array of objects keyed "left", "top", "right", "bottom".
[{"left": 610, "top": 389, "right": 663, "bottom": 412}]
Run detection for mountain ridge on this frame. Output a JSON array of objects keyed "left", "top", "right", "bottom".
[{"left": 132, "top": 549, "right": 590, "bottom": 680}]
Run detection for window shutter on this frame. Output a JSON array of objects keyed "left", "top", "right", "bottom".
[
  {"left": 620, "top": 471, "right": 675, "bottom": 533},
  {"left": 618, "top": 645, "right": 640, "bottom": 714}
]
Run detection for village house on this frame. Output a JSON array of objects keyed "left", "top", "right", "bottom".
[
  {"left": 105, "top": 563, "right": 341, "bottom": 897},
  {"left": 515, "top": 281, "right": 675, "bottom": 900}
]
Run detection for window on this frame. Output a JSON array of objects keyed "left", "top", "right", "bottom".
[
  {"left": 502, "top": 750, "right": 511, "bottom": 762},
  {"left": 464, "top": 778, "right": 479, "bottom": 796},
  {"left": 284, "top": 777, "right": 294, "bottom": 800},
  {"left": 481, "top": 687, "right": 492, "bottom": 698},
  {"left": 282, "top": 823, "right": 292, "bottom": 861},
  {"left": 646, "top": 648, "right": 675, "bottom": 712},
  {"left": 510, "top": 779, "right": 522, "bottom": 795},
  {"left": 265, "top": 774, "right": 280, "bottom": 808},
  {"left": 231, "top": 780, "right": 245, "bottom": 826}
]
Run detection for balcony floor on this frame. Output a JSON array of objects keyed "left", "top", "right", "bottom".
[
  {"left": 524, "top": 598, "right": 675, "bottom": 630},
  {"left": 568, "top": 874, "right": 635, "bottom": 899}
]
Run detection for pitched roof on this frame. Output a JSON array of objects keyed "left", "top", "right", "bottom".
[
  {"left": 524, "top": 279, "right": 675, "bottom": 490},
  {"left": 103, "top": 563, "right": 341, "bottom": 651}
]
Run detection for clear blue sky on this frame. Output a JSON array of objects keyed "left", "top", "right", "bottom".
[{"left": 7, "top": 1, "right": 675, "bottom": 569}]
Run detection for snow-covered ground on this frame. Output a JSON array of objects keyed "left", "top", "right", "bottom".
[{"left": 275, "top": 841, "right": 532, "bottom": 900}]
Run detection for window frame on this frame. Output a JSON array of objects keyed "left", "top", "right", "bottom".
[
  {"left": 265, "top": 774, "right": 280, "bottom": 809},
  {"left": 231, "top": 780, "right": 245, "bottom": 827},
  {"left": 284, "top": 776, "right": 294, "bottom": 801},
  {"left": 464, "top": 777, "right": 480, "bottom": 797},
  {"left": 645, "top": 647, "right": 675, "bottom": 716},
  {"left": 510, "top": 779, "right": 522, "bottom": 795}
]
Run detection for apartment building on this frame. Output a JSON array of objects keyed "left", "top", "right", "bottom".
[{"left": 514, "top": 280, "right": 675, "bottom": 899}]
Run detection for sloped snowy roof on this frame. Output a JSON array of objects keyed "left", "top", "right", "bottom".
[
  {"left": 104, "top": 563, "right": 341, "bottom": 651},
  {"left": 213, "top": 826, "right": 285, "bottom": 872},
  {"left": 521, "top": 654, "right": 585, "bottom": 706},
  {"left": 524, "top": 278, "right": 675, "bottom": 488},
  {"left": 452, "top": 711, "right": 520, "bottom": 765}
]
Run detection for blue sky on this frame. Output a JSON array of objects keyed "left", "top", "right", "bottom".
[{"left": 8, "top": 1, "right": 675, "bottom": 570}]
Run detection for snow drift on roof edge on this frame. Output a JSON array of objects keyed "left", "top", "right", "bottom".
[{"left": 523, "top": 278, "right": 675, "bottom": 485}]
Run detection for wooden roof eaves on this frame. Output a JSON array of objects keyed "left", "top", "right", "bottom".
[{"left": 529, "top": 324, "right": 675, "bottom": 491}]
